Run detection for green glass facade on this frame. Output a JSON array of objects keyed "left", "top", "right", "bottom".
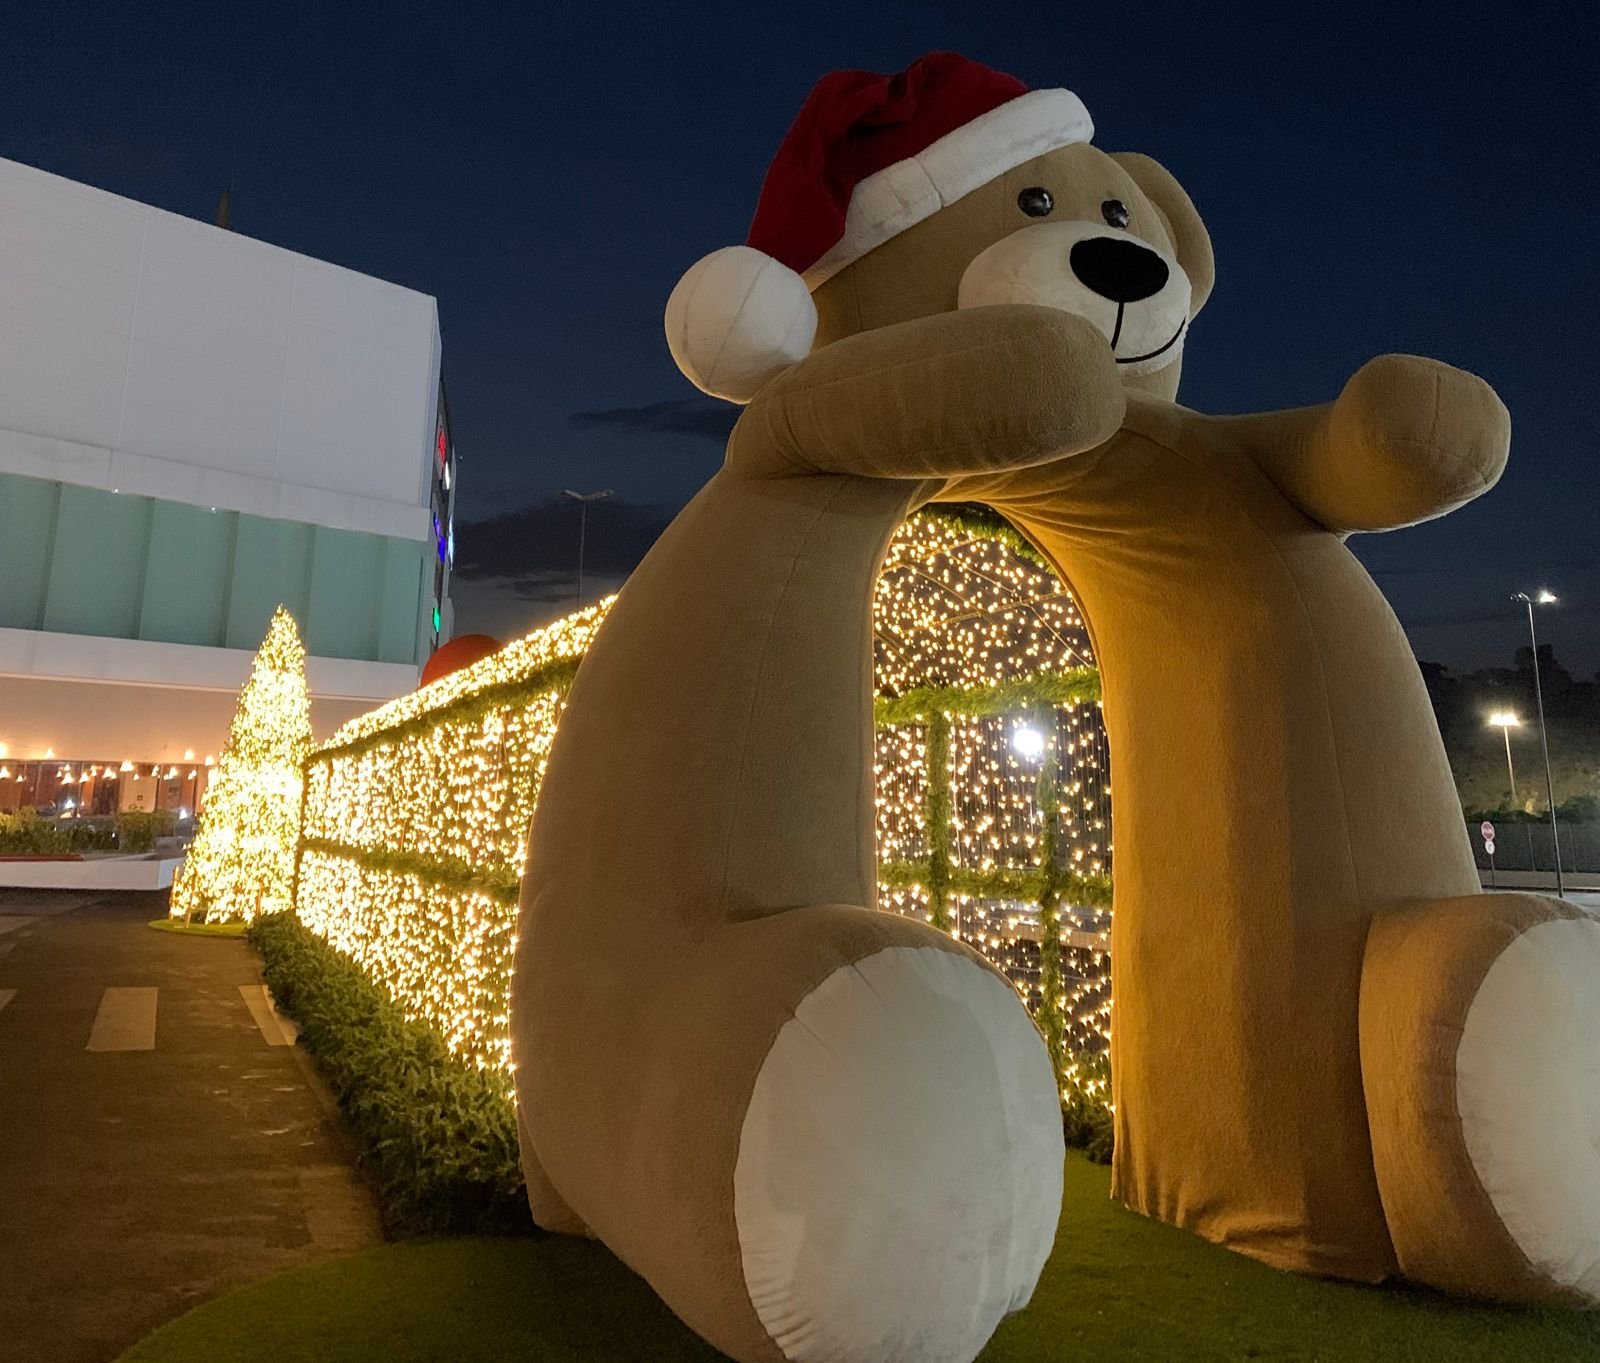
[{"left": 0, "top": 471, "right": 426, "bottom": 664}]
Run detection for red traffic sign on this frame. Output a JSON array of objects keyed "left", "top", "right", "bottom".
[{"left": 1480, "top": 821, "right": 1495, "bottom": 842}]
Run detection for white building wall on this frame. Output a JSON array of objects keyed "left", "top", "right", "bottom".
[{"left": 0, "top": 154, "right": 439, "bottom": 542}]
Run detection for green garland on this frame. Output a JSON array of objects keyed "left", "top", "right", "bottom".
[
  {"left": 311, "top": 655, "right": 582, "bottom": 766},
  {"left": 307, "top": 506, "right": 1089, "bottom": 771},
  {"left": 299, "top": 837, "right": 1112, "bottom": 922},
  {"left": 310, "top": 655, "right": 1095, "bottom": 768},
  {"left": 1034, "top": 733, "right": 1068, "bottom": 1085},
  {"left": 923, "top": 712, "right": 953, "bottom": 931},
  {"left": 878, "top": 858, "right": 1112, "bottom": 910},
  {"left": 874, "top": 667, "right": 1100, "bottom": 726},
  {"left": 915, "top": 501, "right": 1051, "bottom": 567},
  {"left": 298, "top": 836, "right": 519, "bottom": 906}
]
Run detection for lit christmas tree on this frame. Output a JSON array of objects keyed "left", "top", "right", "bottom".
[{"left": 170, "top": 606, "right": 313, "bottom": 924}]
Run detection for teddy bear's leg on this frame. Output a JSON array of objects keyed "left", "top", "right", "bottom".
[
  {"left": 514, "top": 1093, "right": 589, "bottom": 1236},
  {"left": 1361, "top": 891, "right": 1600, "bottom": 1305},
  {"left": 519, "top": 903, "right": 1064, "bottom": 1363}
]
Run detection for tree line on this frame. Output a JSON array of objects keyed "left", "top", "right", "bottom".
[{"left": 1421, "top": 647, "right": 1600, "bottom": 821}]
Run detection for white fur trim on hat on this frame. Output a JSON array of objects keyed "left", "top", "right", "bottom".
[
  {"left": 665, "top": 245, "right": 818, "bottom": 404},
  {"left": 805, "top": 88, "right": 1094, "bottom": 288}
]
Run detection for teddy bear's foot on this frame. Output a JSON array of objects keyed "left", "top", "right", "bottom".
[
  {"left": 521, "top": 904, "right": 1063, "bottom": 1363},
  {"left": 1362, "top": 891, "right": 1600, "bottom": 1305},
  {"left": 734, "top": 932, "right": 1064, "bottom": 1363}
]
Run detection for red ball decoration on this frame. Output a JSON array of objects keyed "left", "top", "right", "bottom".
[{"left": 419, "top": 634, "right": 503, "bottom": 689}]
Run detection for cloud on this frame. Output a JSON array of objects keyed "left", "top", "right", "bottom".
[
  {"left": 569, "top": 398, "right": 739, "bottom": 443},
  {"left": 452, "top": 494, "right": 675, "bottom": 585}
]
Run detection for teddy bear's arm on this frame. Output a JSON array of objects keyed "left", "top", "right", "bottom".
[
  {"left": 728, "top": 304, "right": 1124, "bottom": 480},
  {"left": 1216, "top": 354, "right": 1510, "bottom": 532}
]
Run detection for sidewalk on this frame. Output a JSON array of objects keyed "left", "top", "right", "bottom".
[
  {"left": 0, "top": 892, "right": 379, "bottom": 1363},
  {"left": 1477, "top": 870, "right": 1600, "bottom": 895}
]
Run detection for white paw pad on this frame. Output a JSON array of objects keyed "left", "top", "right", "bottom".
[
  {"left": 735, "top": 946, "right": 1064, "bottom": 1363},
  {"left": 1457, "top": 916, "right": 1600, "bottom": 1300}
]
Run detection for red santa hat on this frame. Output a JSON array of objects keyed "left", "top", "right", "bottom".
[{"left": 665, "top": 52, "right": 1094, "bottom": 402}]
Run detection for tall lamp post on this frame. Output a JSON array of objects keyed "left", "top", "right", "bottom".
[
  {"left": 1511, "top": 590, "right": 1562, "bottom": 898},
  {"left": 1487, "top": 710, "right": 1521, "bottom": 811},
  {"left": 563, "top": 489, "right": 613, "bottom": 610}
]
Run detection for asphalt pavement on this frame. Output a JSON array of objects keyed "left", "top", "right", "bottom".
[{"left": 0, "top": 891, "right": 379, "bottom": 1363}]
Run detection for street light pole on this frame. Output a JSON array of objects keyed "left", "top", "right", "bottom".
[
  {"left": 563, "top": 489, "right": 613, "bottom": 610},
  {"left": 1512, "top": 590, "right": 1562, "bottom": 898}
]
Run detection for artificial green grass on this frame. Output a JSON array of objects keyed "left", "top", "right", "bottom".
[
  {"left": 119, "top": 1153, "right": 1600, "bottom": 1363},
  {"left": 146, "top": 917, "right": 248, "bottom": 937}
]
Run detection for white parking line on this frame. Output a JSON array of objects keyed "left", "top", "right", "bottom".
[
  {"left": 86, "top": 987, "right": 158, "bottom": 1051},
  {"left": 0, "top": 989, "right": 15, "bottom": 1013},
  {"left": 239, "top": 984, "right": 296, "bottom": 1047}
]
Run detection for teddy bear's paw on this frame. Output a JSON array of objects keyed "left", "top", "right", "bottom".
[
  {"left": 1329, "top": 355, "right": 1511, "bottom": 521},
  {"left": 1447, "top": 906, "right": 1600, "bottom": 1302},
  {"left": 734, "top": 944, "right": 1064, "bottom": 1363},
  {"left": 1362, "top": 892, "right": 1600, "bottom": 1305}
]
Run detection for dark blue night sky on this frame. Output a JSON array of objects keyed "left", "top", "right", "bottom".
[{"left": 5, "top": 2, "right": 1596, "bottom": 672}]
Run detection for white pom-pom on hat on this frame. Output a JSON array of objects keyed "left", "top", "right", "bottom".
[
  {"left": 664, "top": 55, "right": 1095, "bottom": 405},
  {"left": 665, "top": 247, "right": 817, "bottom": 404}
]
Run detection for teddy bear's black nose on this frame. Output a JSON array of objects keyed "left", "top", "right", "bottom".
[{"left": 1069, "top": 236, "right": 1169, "bottom": 304}]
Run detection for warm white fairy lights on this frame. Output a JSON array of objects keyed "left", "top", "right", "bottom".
[
  {"left": 872, "top": 513, "right": 1112, "bottom": 1065},
  {"left": 292, "top": 511, "right": 1114, "bottom": 1083}
]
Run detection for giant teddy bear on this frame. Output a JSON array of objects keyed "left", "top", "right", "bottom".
[{"left": 511, "top": 52, "right": 1600, "bottom": 1363}]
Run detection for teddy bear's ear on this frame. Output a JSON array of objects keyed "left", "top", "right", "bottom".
[{"left": 1110, "top": 153, "right": 1215, "bottom": 317}]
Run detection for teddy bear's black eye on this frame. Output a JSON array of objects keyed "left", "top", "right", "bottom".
[
  {"left": 1017, "top": 186, "right": 1053, "bottom": 218},
  {"left": 1101, "top": 199, "right": 1131, "bottom": 229}
]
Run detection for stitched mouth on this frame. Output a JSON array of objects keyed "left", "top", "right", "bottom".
[{"left": 1115, "top": 319, "right": 1185, "bottom": 366}]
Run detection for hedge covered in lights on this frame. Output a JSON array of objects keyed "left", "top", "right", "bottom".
[{"left": 293, "top": 508, "right": 1114, "bottom": 1098}]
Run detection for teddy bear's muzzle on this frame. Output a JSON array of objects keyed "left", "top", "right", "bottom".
[{"left": 958, "top": 219, "right": 1193, "bottom": 377}]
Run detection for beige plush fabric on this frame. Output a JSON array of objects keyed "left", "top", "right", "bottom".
[
  {"left": 955, "top": 375, "right": 1500, "bottom": 1281},
  {"left": 512, "top": 305, "right": 1117, "bottom": 1362}
]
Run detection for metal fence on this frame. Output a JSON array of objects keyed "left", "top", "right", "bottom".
[{"left": 1467, "top": 821, "right": 1600, "bottom": 875}]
